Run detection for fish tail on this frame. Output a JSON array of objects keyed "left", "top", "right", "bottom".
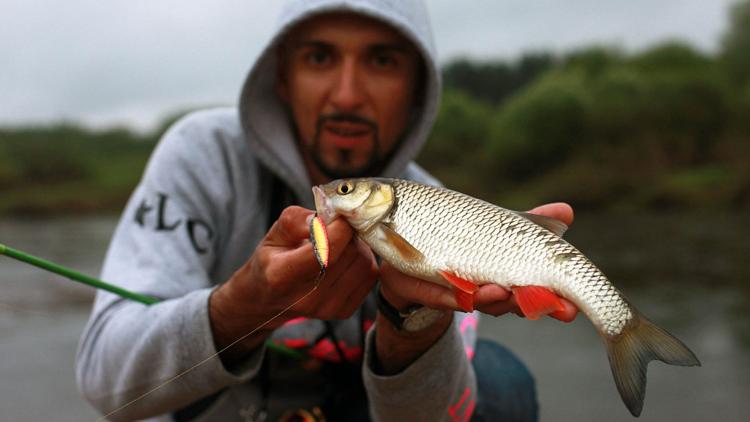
[{"left": 605, "top": 312, "right": 700, "bottom": 417}]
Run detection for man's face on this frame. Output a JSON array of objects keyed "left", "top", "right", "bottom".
[{"left": 278, "top": 13, "right": 420, "bottom": 182}]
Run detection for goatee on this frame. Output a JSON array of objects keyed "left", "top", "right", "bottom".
[{"left": 311, "top": 113, "right": 381, "bottom": 179}]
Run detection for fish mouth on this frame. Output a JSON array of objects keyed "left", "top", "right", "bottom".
[{"left": 312, "top": 185, "right": 337, "bottom": 225}]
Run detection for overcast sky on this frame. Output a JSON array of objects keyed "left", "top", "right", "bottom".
[{"left": 0, "top": 0, "right": 736, "bottom": 132}]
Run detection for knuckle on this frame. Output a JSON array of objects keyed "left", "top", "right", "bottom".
[
  {"left": 253, "top": 255, "right": 275, "bottom": 284},
  {"left": 278, "top": 207, "right": 299, "bottom": 229},
  {"left": 262, "top": 259, "right": 287, "bottom": 285},
  {"left": 255, "top": 249, "right": 272, "bottom": 269},
  {"left": 262, "top": 265, "right": 279, "bottom": 285}
]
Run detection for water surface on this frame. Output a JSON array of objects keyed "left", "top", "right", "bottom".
[{"left": 0, "top": 213, "right": 747, "bottom": 421}]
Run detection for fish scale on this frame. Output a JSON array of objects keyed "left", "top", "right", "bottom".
[
  {"left": 386, "top": 180, "right": 632, "bottom": 336},
  {"left": 313, "top": 177, "right": 700, "bottom": 417}
]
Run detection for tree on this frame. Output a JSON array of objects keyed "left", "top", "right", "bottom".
[
  {"left": 721, "top": 0, "right": 750, "bottom": 86},
  {"left": 442, "top": 53, "right": 557, "bottom": 106}
]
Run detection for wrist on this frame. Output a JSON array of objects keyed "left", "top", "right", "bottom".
[
  {"left": 209, "top": 285, "right": 274, "bottom": 366},
  {"left": 373, "top": 308, "right": 452, "bottom": 375},
  {"left": 377, "top": 285, "right": 447, "bottom": 332}
]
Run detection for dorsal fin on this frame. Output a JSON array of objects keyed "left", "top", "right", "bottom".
[{"left": 515, "top": 211, "right": 568, "bottom": 237}]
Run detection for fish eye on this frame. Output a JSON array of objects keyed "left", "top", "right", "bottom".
[{"left": 337, "top": 181, "right": 354, "bottom": 195}]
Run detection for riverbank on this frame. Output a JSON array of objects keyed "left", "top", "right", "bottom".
[{"left": 4, "top": 37, "right": 750, "bottom": 216}]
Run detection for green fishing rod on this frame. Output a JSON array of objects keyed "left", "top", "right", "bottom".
[{"left": 0, "top": 242, "right": 304, "bottom": 359}]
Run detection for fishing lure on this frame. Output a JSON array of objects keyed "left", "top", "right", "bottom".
[{"left": 309, "top": 213, "right": 330, "bottom": 273}]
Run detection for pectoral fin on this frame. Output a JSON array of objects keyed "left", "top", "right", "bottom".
[
  {"left": 511, "top": 285, "right": 565, "bottom": 320},
  {"left": 379, "top": 223, "right": 424, "bottom": 262},
  {"left": 439, "top": 270, "right": 478, "bottom": 312}
]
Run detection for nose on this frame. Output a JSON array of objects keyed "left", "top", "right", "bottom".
[{"left": 330, "top": 57, "right": 366, "bottom": 112}]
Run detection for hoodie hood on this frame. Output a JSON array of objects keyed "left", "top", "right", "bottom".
[{"left": 238, "top": 0, "right": 441, "bottom": 206}]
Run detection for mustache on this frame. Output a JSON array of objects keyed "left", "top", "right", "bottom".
[
  {"left": 310, "top": 112, "right": 382, "bottom": 179},
  {"left": 316, "top": 113, "right": 377, "bottom": 131}
]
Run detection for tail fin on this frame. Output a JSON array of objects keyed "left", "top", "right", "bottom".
[{"left": 605, "top": 313, "right": 700, "bottom": 417}]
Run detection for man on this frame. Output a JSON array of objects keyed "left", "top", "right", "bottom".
[{"left": 76, "top": 1, "right": 577, "bottom": 421}]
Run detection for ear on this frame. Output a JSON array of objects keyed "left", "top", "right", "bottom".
[{"left": 275, "top": 45, "right": 290, "bottom": 103}]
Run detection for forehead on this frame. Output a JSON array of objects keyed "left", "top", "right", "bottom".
[{"left": 284, "top": 12, "right": 415, "bottom": 50}]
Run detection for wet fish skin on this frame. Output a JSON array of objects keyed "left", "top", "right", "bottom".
[{"left": 313, "top": 178, "right": 700, "bottom": 417}]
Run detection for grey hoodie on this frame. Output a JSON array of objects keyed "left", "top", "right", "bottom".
[{"left": 76, "top": 1, "right": 478, "bottom": 421}]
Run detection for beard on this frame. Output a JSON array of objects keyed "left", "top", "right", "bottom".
[{"left": 309, "top": 113, "right": 382, "bottom": 180}]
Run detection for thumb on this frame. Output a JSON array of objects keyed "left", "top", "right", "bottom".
[
  {"left": 265, "top": 206, "right": 316, "bottom": 246},
  {"left": 265, "top": 205, "right": 355, "bottom": 264}
]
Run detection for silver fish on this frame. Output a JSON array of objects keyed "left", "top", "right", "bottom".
[{"left": 313, "top": 177, "right": 700, "bottom": 417}]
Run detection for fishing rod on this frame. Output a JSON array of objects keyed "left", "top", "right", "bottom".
[{"left": 0, "top": 242, "right": 304, "bottom": 359}]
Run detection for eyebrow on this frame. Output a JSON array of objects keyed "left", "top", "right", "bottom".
[
  {"left": 291, "top": 40, "right": 333, "bottom": 50},
  {"left": 290, "top": 40, "right": 413, "bottom": 55},
  {"left": 369, "top": 43, "right": 413, "bottom": 55},
  {"left": 286, "top": 40, "right": 338, "bottom": 55}
]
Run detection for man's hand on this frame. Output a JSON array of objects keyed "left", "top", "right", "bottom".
[
  {"left": 375, "top": 265, "right": 454, "bottom": 375},
  {"left": 379, "top": 202, "right": 579, "bottom": 322},
  {"left": 209, "top": 206, "right": 377, "bottom": 365},
  {"left": 474, "top": 202, "right": 578, "bottom": 321}
]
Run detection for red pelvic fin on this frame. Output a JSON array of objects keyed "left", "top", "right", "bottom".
[
  {"left": 453, "top": 289, "right": 475, "bottom": 312},
  {"left": 511, "top": 285, "right": 565, "bottom": 320},
  {"left": 439, "top": 270, "right": 478, "bottom": 312}
]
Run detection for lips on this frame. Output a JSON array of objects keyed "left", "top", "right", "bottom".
[{"left": 324, "top": 122, "right": 372, "bottom": 149}]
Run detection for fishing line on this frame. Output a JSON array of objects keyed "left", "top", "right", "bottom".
[
  {"left": 1, "top": 214, "right": 332, "bottom": 420},
  {"left": 102, "top": 213, "right": 331, "bottom": 419},
  {"left": 98, "top": 274, "right": 323, "bottom": 421}
]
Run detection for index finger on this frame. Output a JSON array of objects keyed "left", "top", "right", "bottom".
[
  {"left": 268, "top": 213, "right": 356, "bottom": 281},
  {"left": 548, "top": 298, "right": 578, "bottom": 322},
  {"left": 527, "top": 202, "right": 574, "bottom": 226},
  {"left": 379, "top": 262, "right": 457, "bottom": 310},
  {"left": 267, "top": 206, "right": 353, "bottom": 255},
  {"left": 266, "top": 206, "right": 318, "bottom": 244}
]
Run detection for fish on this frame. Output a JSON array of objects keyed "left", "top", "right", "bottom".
[{"left": 312, "top": 177, "right": 700, "bottom": 417}]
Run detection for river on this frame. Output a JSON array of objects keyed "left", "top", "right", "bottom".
[{"left": 0, "top": 213, "right": 747, "bottom": 421}]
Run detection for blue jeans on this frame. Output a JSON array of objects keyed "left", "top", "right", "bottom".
[
  {"left": 471, "top": 338, "right": 539, "bottom": 422},
  {"left": 174, "top": 339, "right": 536, "bottom": 421}
]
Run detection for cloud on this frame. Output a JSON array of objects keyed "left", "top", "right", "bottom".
[
  {"left": 430, "top": 0, "right": 732, "bottom": 60},
  {"left": 0, "top": 0, "right": 733, "bottom": 131}
]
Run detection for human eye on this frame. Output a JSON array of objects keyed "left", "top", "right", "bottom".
[
  {"left": 371, "top": 52, "right": 398, "bottom": 68},
  {"left": 305, "top": 48, "right": 332, "bottom": 66}
]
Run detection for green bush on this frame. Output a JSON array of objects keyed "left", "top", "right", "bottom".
[
  {"left": 485, "top": 69, "right": 590, "bottom": 181},
  {"left": 0, "top": 125, "right": 157, "bottom": 214},
  {"left": 442, "top": 52, "right": 557, "bottom": 106},
  {"left": 418, "top": 90, "right": 496, "bottom": 195},
  {"left": 722, "top": 0, "right": 750, "bottom": 86}
]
